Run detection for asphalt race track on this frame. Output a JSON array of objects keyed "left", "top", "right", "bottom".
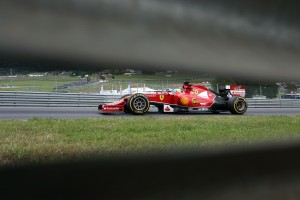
[{"left": 0, "top": 107, "right": 299, "bottom": 120}]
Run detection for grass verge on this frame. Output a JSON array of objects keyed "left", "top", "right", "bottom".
[{"left": 0, "top": 116, "right": 300, "bottom": 166}]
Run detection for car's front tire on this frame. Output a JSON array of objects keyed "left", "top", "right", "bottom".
[{"left": 126, "top": 93, "right": 150, "bottom": 115}]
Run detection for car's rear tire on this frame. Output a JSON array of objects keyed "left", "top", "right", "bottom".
[
  {"left": 126, "top": 93, "right": 150, "bottom": 115},
  {"left": 227, "top": 96, "right": 247, "bottom": 115}
]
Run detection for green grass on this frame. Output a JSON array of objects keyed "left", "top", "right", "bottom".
[
  {"left": 0, "top": 76, "right": 80, "bottom": 92},
  {"left": 0, "top": 73, "right": 212, "bottom": 93},
  {"left": 0, "top": 116, "right": 300, "bottom": 166}
]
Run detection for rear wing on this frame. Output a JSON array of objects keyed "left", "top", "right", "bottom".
[
  {"left": 219, "top": 84, "right": 246, "bottom": 97},
  {"left": 226, "top": 84, "right": 246, "bottom": 97}
]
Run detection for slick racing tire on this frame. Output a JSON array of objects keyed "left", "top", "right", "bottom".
[
  {"left": 227, "top": 96, "right": 247, "bottom": 115},
  {"left": 121, "top": 94, "right": 132, "bottom": 113},
  {"left": 126, "top": 93, "right": 150, "bottom": 115},
  {"left": 120, "top": 94, "right": 131, "bottom": 100}
]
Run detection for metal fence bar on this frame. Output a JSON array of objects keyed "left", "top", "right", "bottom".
[
  {"left": 247, "top": 99, "right": 300, "bottom": 108},
  {"left": 0, "top": 92, "right": 121, "bottom": 107},
  {"left": 1, "top": 92, "right": 300, "bottom": 107}
]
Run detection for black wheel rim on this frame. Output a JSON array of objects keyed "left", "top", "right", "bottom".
[
  {"left": 236, "top": 99, "right": 246, "bottom": 111},
  {"left": 132, "top": 97, "right": 147, "bottom": 111}
]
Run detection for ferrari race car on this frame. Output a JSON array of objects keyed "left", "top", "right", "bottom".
[{"left": 98, "top": 82, "right": 247, "bottom": 115}]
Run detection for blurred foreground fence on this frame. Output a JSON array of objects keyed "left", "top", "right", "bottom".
[{"left": 0, "top": 92, "right": 300, "bottom": 108}]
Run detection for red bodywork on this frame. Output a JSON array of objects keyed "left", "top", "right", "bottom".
[{"left": 99, "top": 84, "right": 217, "bottom": 113}]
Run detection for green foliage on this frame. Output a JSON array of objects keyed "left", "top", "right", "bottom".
[
  {"left": 285, "top": 82, "right": 297, "bottom": 93},
  {"left": 244, "top": 83, "right": 278, "bottom": 98}
]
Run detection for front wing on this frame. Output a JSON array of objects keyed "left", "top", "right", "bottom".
[{"left": 98, "top": 101, "right": 228, "bottom": 114}]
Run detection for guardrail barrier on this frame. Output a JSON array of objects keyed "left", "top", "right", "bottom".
[
  {"left": 0, "top": 92, "right": 300, "bottom": 107},
  {"left": 0, "top": 92, "right": 120, "bottom": 107}
]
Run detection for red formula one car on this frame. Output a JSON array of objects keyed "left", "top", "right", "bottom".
[{"left": 98, "top": 82, "right": 247, "bottom": 115}]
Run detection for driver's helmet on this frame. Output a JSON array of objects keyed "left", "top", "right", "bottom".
[{"left": 183, "top": 81, "right": 191, "bottom": 90}]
